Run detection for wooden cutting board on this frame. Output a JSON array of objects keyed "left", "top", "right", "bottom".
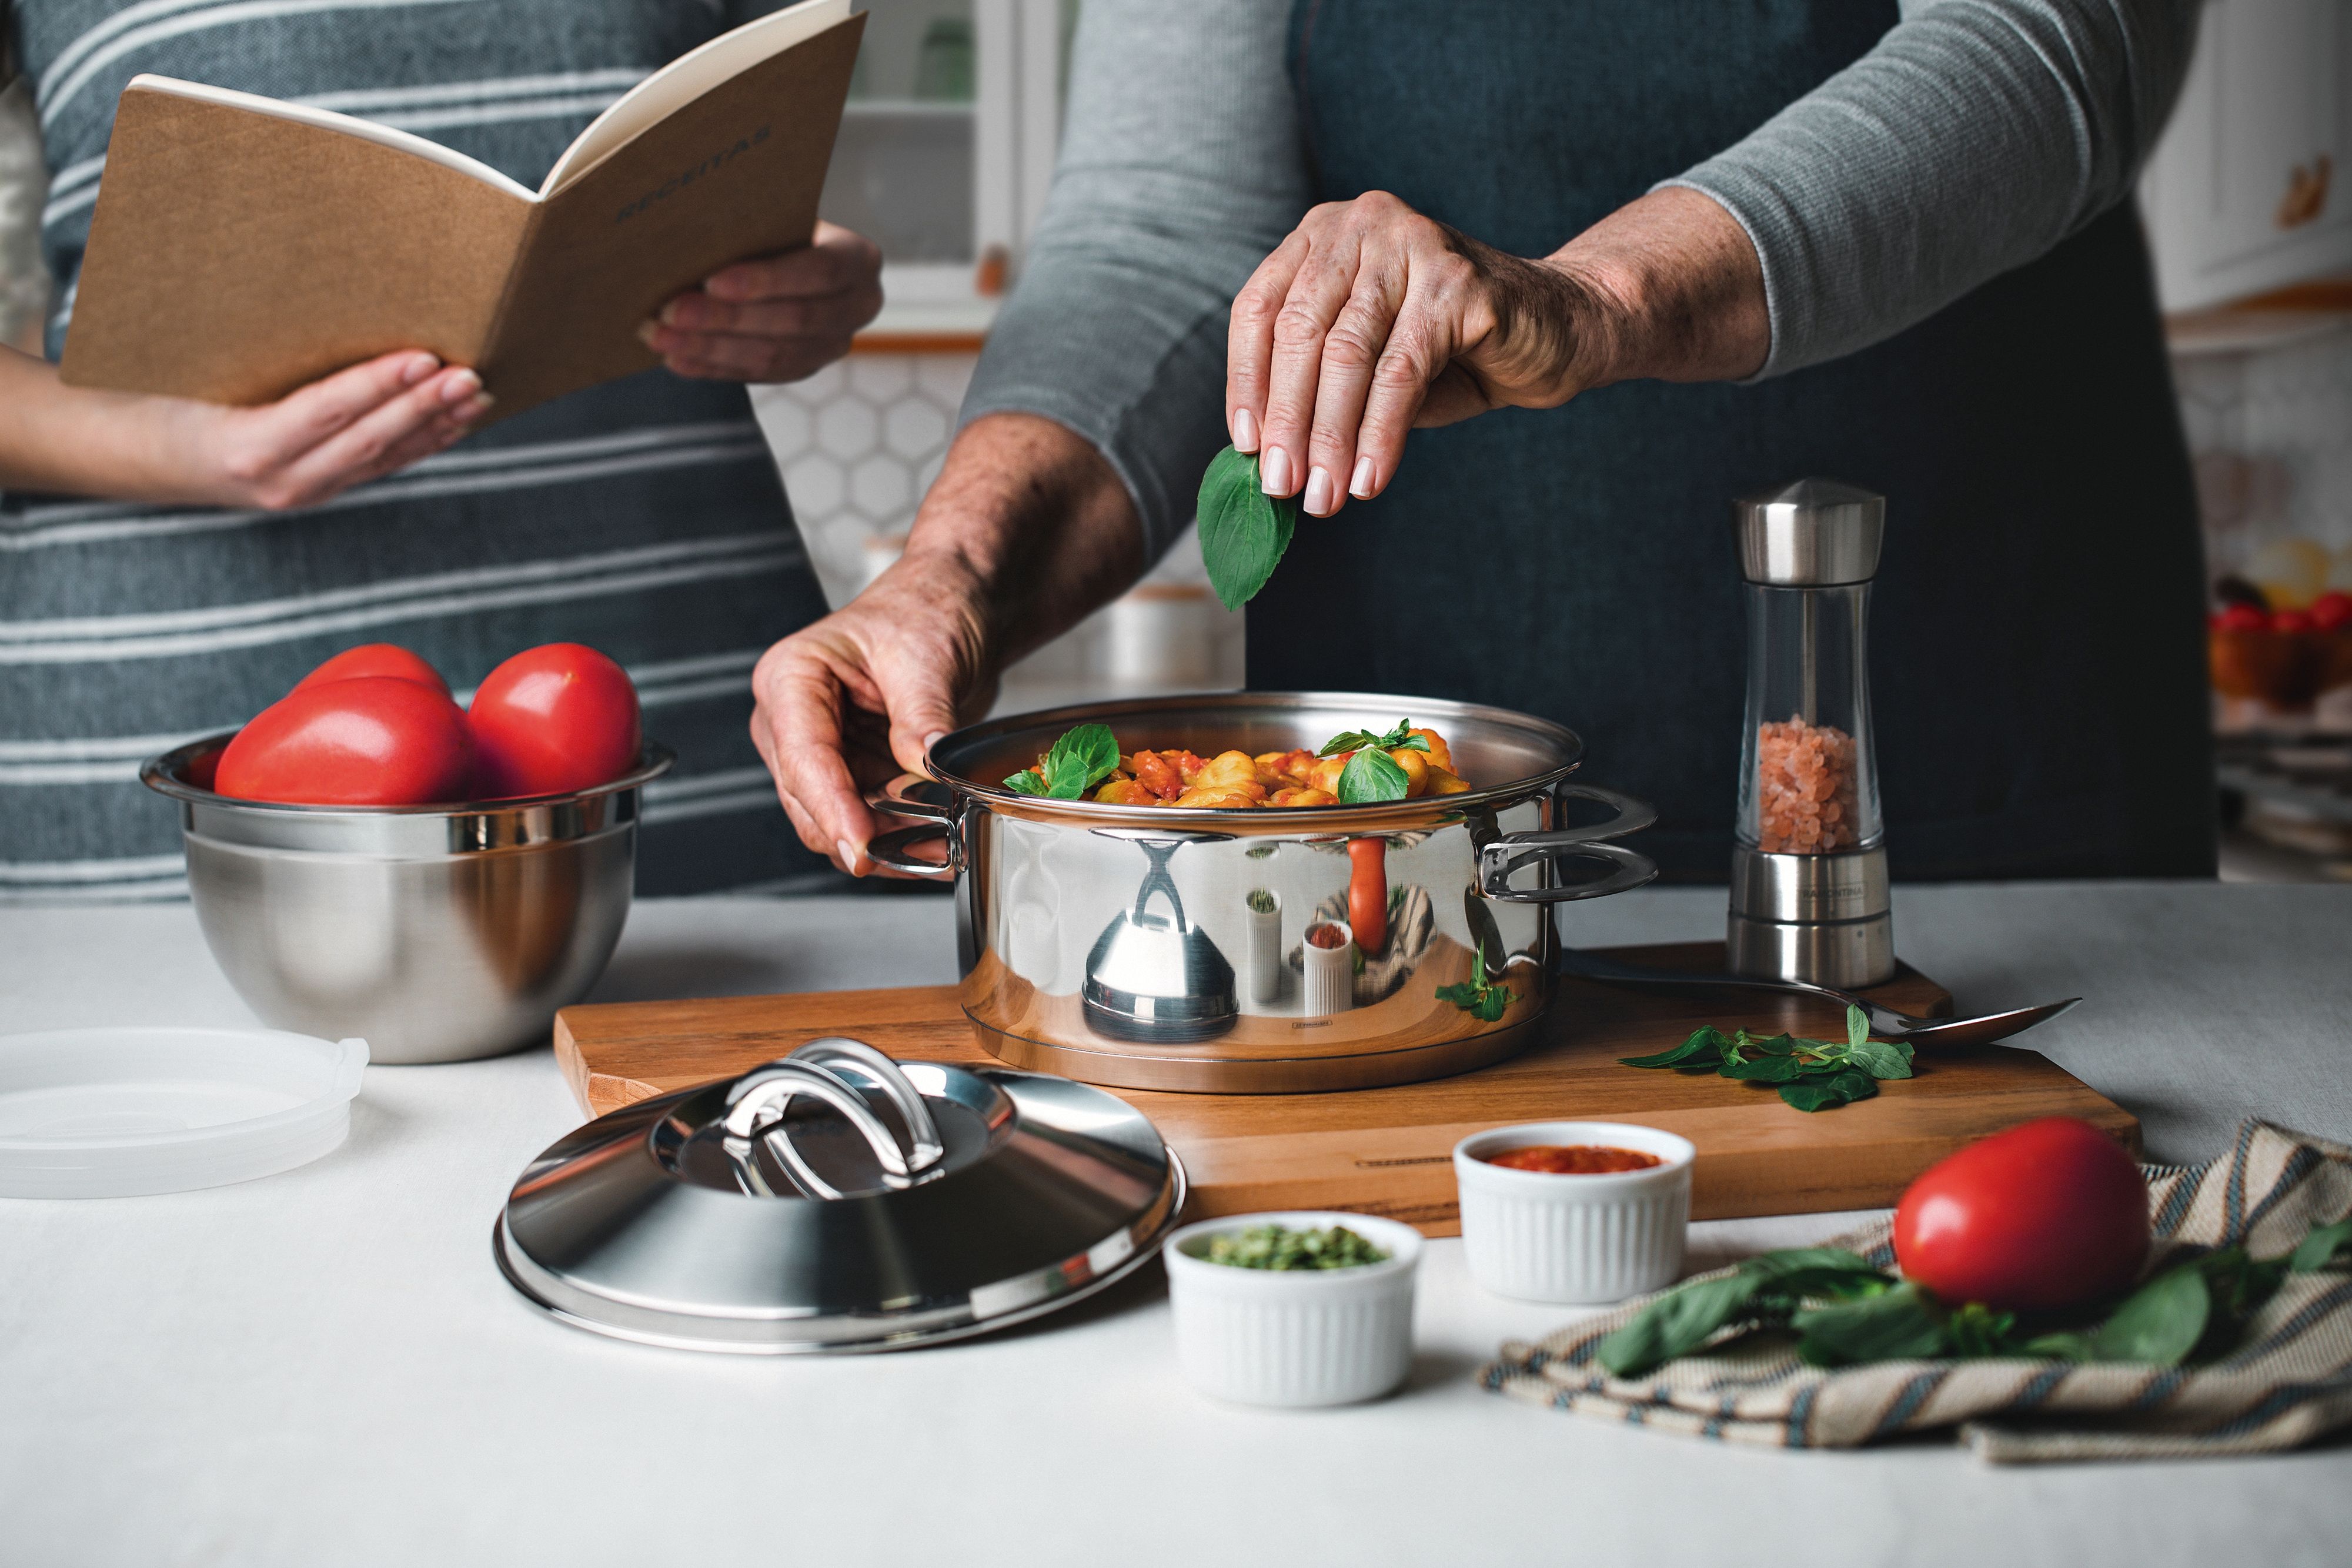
[{"left": 553, "top": 943, "right": 2134, "bottom": 1235}]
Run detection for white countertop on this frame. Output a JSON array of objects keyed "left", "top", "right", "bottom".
[{"left": 4, "top": 882, "right": 2349, "bottom": 1567}]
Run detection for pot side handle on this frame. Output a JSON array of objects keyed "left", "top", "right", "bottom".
[
  {"left": 1478, "top": 783, "right": 1660, "bottom": 904},
  {"left": 866, "top": 821, "right": 957, "bottom": 881}
]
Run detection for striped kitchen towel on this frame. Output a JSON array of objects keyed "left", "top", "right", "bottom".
[{"left": 1481, "top": 1120, "right": 2352, "bottom": 1462}]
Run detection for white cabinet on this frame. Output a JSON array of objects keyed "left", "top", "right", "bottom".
[
  {"left": 2140, "top": 0, "right": 2352, "bottom": 312},
  {"left": 821, "top": 0, "right": 1070, "bottom": 336}
]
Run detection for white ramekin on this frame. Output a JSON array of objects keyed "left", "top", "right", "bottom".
[
  {"left": 1162, "top": 1209, "right": 1422, "bottom": 1407},
  {"left": 1453, "top": 1121, "right": 1695, "bottom": 1304}
]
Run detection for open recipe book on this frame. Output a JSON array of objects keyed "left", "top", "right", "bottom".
[{"left": 61, "top": 0, "right": 864, "bottom": 420}]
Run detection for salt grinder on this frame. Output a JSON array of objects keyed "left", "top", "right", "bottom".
[{"left": 1728, "top": 479, "right": 1894, "bottom": 988}]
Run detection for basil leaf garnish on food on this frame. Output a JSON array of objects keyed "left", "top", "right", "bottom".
[
  {"left": 1317, "top": 718, "right": 1431, "bottom": 759},
  {"left": 1337, "top": 746, "right": 1410, "bottom": 804},
  {"left": 1001, "top": 722, "right": 1121, "bottom": 799},
  {"left": 1197, "top": 445, "right": 1297, "bottom": 611}
]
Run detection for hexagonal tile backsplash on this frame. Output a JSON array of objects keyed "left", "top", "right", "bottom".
[{"left": 751, "top": 355, "right": 972, "bottom": 605}]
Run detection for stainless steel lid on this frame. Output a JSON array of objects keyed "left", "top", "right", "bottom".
[
  {"left": 1734, "top": 478, "right": 1885, "bottom": 586},
  {"left": 493, "top": 1038, "right": 1185, "bottom": 1353}
]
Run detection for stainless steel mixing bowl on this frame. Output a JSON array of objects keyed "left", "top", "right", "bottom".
[{"left": 141, "top": 735, "right": 673, "bottom": 1064}]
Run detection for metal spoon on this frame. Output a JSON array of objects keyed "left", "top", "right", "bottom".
[{"left": 1554, "top": 945, "right": 2080, "bottom": 1050}]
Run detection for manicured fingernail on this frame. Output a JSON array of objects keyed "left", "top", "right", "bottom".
[
  {"left": 923, "top": 732, "right": 947, "bottom": 752},
  {"left": 1350, "top": 456, "right": 1377, "bottom": 499},
  {"left": 402, "top": 352, "right": 439, "bottom": 386},
  {"left": 706, "top": 272, "right": 744, "bottom": 300},
  {"left": 1259, "top": 446, "right": 1293, "bottom": 495},
  {"left": 636, "top": 320, "right": 665, "bottom": 350},
  {"left": 1231, "top": 407, "right": 1258, "bottom": 453},
  {"left": 837, "top": 838, "right": 863, "bottom": 875},
  {"left": 439, "top": 369, "right": 482, "bottom": 405},
  {"left": 454, "top": 392, "right": 495, "bottom": 422},
  {"left": 1303, "top": 465, "right": 1337, "bottom": 517}
]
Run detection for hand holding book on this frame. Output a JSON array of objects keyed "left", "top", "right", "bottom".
[{"left": 642, "top": 221, "right": 883, "bottom": 384}]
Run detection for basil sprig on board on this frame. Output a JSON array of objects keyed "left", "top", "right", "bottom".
[
  {"left": 1621, "top": 1005, "right": 1912, "bottom": 1112},
  {"left": 1596, "top": 1219, "right": 2352, "bottom": 1380},
  {"left": 1197, "top": 446, "right": 1298, "bottom": 611},
  {"left": 1003, "top": 723, "right": 1120, "bottom": 800},
  {"left": 1318, "top": 718, "right": 1428, "bottom": 805}
]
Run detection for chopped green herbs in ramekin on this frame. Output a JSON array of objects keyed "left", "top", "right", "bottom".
[{"left": 1203, "top": 1223, "right": 1389, "bottom": 1271}]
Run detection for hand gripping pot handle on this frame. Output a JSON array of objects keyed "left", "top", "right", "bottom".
[
  {"left": 719, "top": 1038, "right": 946, "bottom": 1199},
  {"left": 1479, "top": 783, "right": 1661, "bottom": 904}
]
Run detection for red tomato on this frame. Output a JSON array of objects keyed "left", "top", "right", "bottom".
[
  {"left": 2214, "top": 604, "right": 2269, "bottom": 634},
  {"left": 216, "top": 677, "right": 473, "bottom": 805},
  {"left": 291, "top": 643, "right": 450, "bottom": 697},
  {"left": 2271, "top": 609, "right": 2314, "bottom": 636},
  {"left": 1893, "top": 1116, "right": 2148, "bottom": 1312},
  {"left": 466, "top": 643, "right": 642, "bottom": 798},
  {"left": 2312, "top": 591, "right": 2352, "bottom": 633}
]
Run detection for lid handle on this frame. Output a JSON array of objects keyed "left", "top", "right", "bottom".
[{"left": 720, "top": 1042, "right": 945, "bottom": 1200}]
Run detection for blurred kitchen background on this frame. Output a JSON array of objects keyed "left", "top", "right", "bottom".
[{"left": 1, "top": 0, "right": 2346, "bottom": 876}]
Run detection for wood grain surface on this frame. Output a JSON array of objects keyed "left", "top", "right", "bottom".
[{"left": 554, "top": 943, "right": 2137, "bottom": 1235}]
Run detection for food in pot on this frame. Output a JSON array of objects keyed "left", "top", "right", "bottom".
[
  {"left": 1004, "top": 717, "right": 1469, "bottom": 808},
  {"left": 1481, "top": 1144, "right": 1662, "bottom": 1174},
  {"left": 1893, "top": 1116, "right": 2149, "bottom": 1313},
  {"left": 213, "top": 641, "right": 643, "bottom": 805},
  {"left": 1204, "top": 1222, "right": 1389, "bottom": 1271},
  {"left": 1754, "top": 714, "right": 1859, "bottom": 852}
]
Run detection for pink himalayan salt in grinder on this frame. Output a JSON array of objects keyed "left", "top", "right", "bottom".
[{"left": 1728, "top": 479, "right": 1895, "bottom": 987}]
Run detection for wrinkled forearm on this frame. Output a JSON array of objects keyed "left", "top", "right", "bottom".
[
  {"left": 1665, "top": 0, "right": 2201, "bottom": 377},
  {"left": 901, "top": 412, "right": 1143, "bottom": 666}
]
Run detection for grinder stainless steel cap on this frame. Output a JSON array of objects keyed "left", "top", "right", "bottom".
[
  {"left": 493, "top": 1038, "right": 1184, "bottom": 1353},
  {"left": 1728, "top": 479, "right": 1895, "bottom": 988}
]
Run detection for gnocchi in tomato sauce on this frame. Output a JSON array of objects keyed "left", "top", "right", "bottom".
[{"left": 1007, "top": 727, "right": 1469, "bottom": 809}]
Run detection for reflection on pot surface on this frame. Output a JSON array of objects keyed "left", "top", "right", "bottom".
[
  {"left": 868, "top": 695, "right": 1661, "bottom": 1095},
  {"left": 1083, "top": 837, "right": 1239, "bottom": 1043}
]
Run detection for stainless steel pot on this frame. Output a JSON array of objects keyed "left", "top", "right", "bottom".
[
  {"left": 141, "top": 734, "right": 671, "bottom": 1064},
  {"left": 866, "top": 693, "right": 1656, "bottom": 1094}
]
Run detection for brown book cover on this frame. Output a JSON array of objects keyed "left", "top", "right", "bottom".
[{"left": 59, "top": 0, "right": 865, "bottom": 422}]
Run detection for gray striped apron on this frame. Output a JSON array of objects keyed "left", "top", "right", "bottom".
[{"left": 3, "top": 0, "right": 835, "bottom": 900}]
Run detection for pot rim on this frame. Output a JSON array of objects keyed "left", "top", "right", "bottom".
[
  {"left": 139, "top": 730, "right": 676, "bottom": 819},
  {"left": 921, "top": 690, "right": 1586, "bottom": 830}
]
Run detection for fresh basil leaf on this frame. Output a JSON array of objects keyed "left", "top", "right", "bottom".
[
  {"left": 2076, "top": 1261, "right": 2210, "bottom": 1366},
  {"left": 1720, "top": 1054, "right": 1810, "bottom": 1084},
  {"left": 1434, "top": 981, "right": 1482, "bottom": 1008},
  {"left": 1337, "top": 746, "right": 1411, "bottom": 804},
  {"left": 1946, "top": 1301, "right": 2020, "bottom": 1358},
  {"left": 1795, "top": 1282, "right": 1952, "bottom": 1368},
  {"left": 1197, "top": 445, "right": 1297, "bottom": 611},
  {"left": 1001, "top": 769, "right": 1048, "bottom": 795},
  {"left": 1847, "top": 1004, "right": 1869, "bottom": 1052},
  {"left": 1778, "top": 1079, "right": 1853, "bottom": 1112},
  {"left": 1596, "top": 1271, "right": 1768, "bottom": 1379},
  {"left": 2290, "top": 1217, "right": 2352, "bottom": 1273},
  {"left": 1846, "top": 1037, "right": 1916, "bottom": 1081},
  {"left": 1472, "top": 985, "right": 1512, "bottom": 1022},
  {"left": 1746, "top": 1032, "right": 1795, "bottom": 1057},
  {"left": 1317, "top": 720, "right": 1430, "bottom": 759},
  {"left": 1043, "top": 722, "right": 1120, "bottom": 799},
  {"left": 1621, "top": 1026, "right": 1729, "bottom": 1070}
]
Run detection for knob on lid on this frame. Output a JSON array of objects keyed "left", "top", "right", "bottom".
[{"left": 1735, "top": 478, "right": 1885, "bottom": 586}]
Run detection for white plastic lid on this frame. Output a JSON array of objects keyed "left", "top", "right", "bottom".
[{"left": 0, "top": 1027, "right": 367, "bottom": 1198}]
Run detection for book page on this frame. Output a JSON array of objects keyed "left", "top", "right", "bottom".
[
  {"left": 481, "top": 13, "right": 863, "bottom": 417},
  {"left": 61, "top": 85, "right": 531, "bottom": 403},
  {"left": 540, "top": 0, "right": 853, "bottom": 195},
  {"left": 117, "top": 75, "right": 535, "bottom": 200}
]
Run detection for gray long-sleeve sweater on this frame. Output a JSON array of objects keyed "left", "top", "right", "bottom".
[{"left": 961, "top": 0, "right": 2200, "bottom": 564}]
